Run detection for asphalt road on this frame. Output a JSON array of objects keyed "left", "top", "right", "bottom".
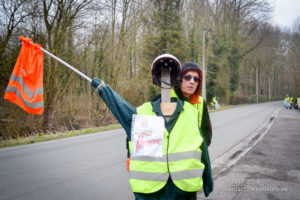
[
  {"left": 0, "top": 101, "right": 282, "bottom": 200},
  {"left": 209, "top": 101, "right": 281, "bottom": 161}
]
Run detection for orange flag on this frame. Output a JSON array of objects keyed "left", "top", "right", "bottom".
[{"left": 4, "top": 36, "right": 44, "bottom": 114}]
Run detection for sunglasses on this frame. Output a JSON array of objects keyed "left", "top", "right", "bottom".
[{"left": 183, "top": 75, "right": 201, "bottom": 82}]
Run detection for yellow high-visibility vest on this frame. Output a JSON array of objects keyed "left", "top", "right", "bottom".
[
  {"left": 129, "top": 101, "right": 204, "bottom": 193},
  {"left": 170, "top": 89, "right": 204, "bottom": 127}
]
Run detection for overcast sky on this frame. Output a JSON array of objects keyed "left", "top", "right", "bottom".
[{"left": 268, "top": 0, "right": 300, "bottom": 29}]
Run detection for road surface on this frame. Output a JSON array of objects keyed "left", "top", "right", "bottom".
[{"left": 0, "top": 101, "right": 282, "bottom": 200}]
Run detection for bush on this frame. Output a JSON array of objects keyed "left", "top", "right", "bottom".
[
  {"left": 250, "top": 95, "right": 270, "bottom": 103},
  {"left": 232, "top": 94, "right": 251, "bottom": 104}
]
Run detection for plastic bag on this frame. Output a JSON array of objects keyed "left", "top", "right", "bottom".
[{"left": 131, "top": 114, "right": 164, "bottom": 158}]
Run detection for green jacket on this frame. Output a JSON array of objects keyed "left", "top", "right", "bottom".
[{"left": 91, "top": 78, "right": 213, "bottom": 197}]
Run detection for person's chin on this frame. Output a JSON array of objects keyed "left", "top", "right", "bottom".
[
  {"left": 187, "top": 91, "right": 194, "bottom": 95},
  {"left": 187, "top": 88, "right": 195, "bottom": 94}
]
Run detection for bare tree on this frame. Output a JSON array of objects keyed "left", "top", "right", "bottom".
[{"left": 39, "top": 0, "right": 93, "bottom": 131}]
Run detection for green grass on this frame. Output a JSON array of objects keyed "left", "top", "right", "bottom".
[
  {"left": 0, "top": 124, "right": 121, "bottom": 148},
  {"left": 208, "top": 103, "right": 249, "bottom": 113}
]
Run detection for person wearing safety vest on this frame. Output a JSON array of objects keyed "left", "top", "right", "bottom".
[
  {"left": 212, "top": 97, "right": 217, "bottom": 103},
  {"left": 284, "top": 96, "right": 289, "bottom": 103},
  {"left": 284, "top": 95, "right": 290, "bottom": 109},
  {"left": 169, "top": 62, "right": 213, "bottom": 198},
  {"left": 156, "top": 62, "right": 212, "bottom": 146},
  {"left": 152, "top": 62, "right": 212, "bottom": 146},
  {"left": 290, "top": 97, "right": 293, "bottom": 109},
  {"left": 152, "top": 62, "right": 213, "bottom": 197},
  {"left": 285, "top": 96, "right": 288, "bottom": 101},
  {"left": 91, "top": 55, "right": 213, "bottom": 199},
  {"left": 211, "top": 96, "right": 218, "bottom": 109}
]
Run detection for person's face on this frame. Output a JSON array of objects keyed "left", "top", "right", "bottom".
[{"left": 181, "top": 71, "right": 200, "bottom": 98}]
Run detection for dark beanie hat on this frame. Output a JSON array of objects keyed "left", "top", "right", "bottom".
[{"left": 182, "top": 62, "right": 201, "bottom": 75}]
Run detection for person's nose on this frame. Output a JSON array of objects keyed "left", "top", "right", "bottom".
[{"left": 189, "top": 78, "right": 196, "bottom": 84}]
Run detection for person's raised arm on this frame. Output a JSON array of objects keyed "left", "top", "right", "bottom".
[{"left": 91, "top": 78, "right": 136, "bottom": 136}]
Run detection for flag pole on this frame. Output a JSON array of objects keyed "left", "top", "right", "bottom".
[{"left": 40, "top": 47, "right": 92, "bottom": 82}]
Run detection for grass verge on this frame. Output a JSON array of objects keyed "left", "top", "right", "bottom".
[
  {"left": 208, "top": 104, "right": 236, "bottom": 112},
  {"left": 0, "top": 124, "right": 121, "bottom": 148}
]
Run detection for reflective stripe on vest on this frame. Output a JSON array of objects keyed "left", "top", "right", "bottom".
[
  {"left": 131, "top": 150, "right": 202, "bottom": 162},
  {"left": 130, "top": 169, "right": 204, "bottom": 181},
  {"left": 129, "top": 102, "right": 204, "bottom": 193},
  {"left": 5, "top": 74, "right": 43, "bottom": 109},
  {"left": 170, "top": 89, "right": 204, "bottom": 127},
  {"left": 8, "top": 74, "right": 43, "bottom": 99},
  {"left": 6, "top": 86, "right": 43, "bottom": 108}
]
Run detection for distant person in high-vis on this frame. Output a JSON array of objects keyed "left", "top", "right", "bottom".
[
  {"left": 211, "top": 96, "right": 218, "bottom": 109},
  {"left": 297, "top": 96, "right": 300, "bottom": 111},
  {"left": 290, "top": 97, "right": 293, "bottom": 109},
  {"left": 91, "top": 54, "right": 213, "bottom": 199},
  {"left": 284, "top": 95, "right": 292, "bottom": 109}
]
